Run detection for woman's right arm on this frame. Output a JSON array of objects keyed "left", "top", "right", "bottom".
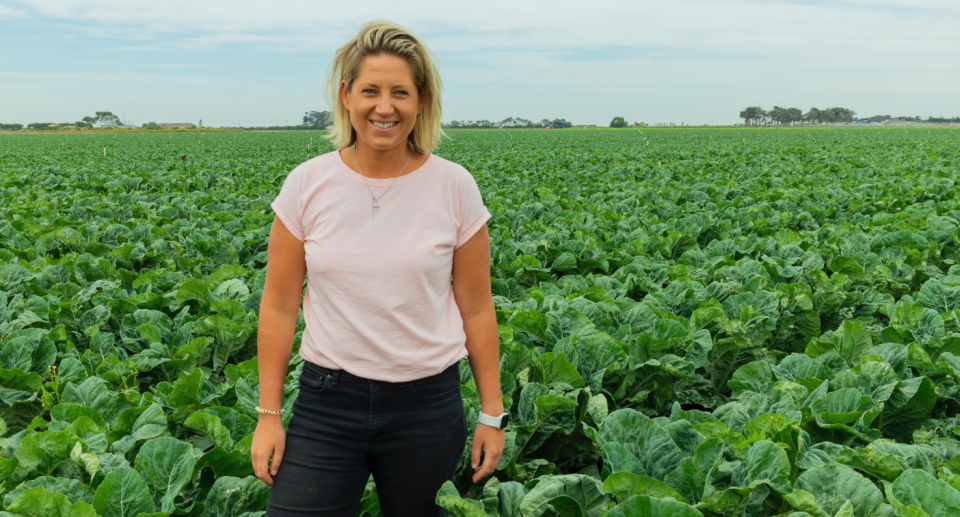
[{"left": 252, "top": 215, "right": 306, "bottom": 487}]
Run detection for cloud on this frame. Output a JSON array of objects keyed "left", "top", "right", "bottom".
[
  {"left": 10, "top": 0, "right": 959, "bottom": 62},
  {"left": 3, "top": 0, "right": 958, "bottom": 125}
]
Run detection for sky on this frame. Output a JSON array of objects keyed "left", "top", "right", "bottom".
[{"left": 1, "top": 0, "right": 958, "bottom": 127}]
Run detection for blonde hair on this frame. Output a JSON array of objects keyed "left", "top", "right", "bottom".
[{"left": 324, "top": 20, "right": 446, "bottom": 155}]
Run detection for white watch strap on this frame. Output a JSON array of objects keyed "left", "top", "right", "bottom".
[{"left": 478, "top": 411, "right": 505, "bottom": 428}]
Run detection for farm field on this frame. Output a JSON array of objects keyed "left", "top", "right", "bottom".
[{"left": 1, "top": 128, "right": 960, "bottom": 516}]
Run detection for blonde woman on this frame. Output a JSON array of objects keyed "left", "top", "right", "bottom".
[{"left": 251, "top": 20, "right": 506, "bottom": 516}]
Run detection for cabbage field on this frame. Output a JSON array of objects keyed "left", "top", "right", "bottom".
[{"left": 1, "top": 128, "right": 960, "bottom": 516}]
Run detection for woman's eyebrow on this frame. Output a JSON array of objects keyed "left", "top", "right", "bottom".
[{"left": 363, "top": 83, "right": 409, "bottom": 88}]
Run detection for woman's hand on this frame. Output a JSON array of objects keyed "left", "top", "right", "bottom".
[
  {"left": 471, "top": 423, "right": 505, "bottom": 483},
  {"left": 251, "top": 416, "right": 286, "bottom": 487}
]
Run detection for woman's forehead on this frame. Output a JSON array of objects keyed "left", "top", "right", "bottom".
[{"left": 355, "top": 55, "right": 414, "bottom": 84}]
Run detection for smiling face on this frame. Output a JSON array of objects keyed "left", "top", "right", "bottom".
[{"left": 341, "top": 53, "right": 425, "bottom": 153}]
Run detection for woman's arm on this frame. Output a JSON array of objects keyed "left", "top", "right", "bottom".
[
  {"left": 258, "top": 215, "right": 307, "bottom": 412},
  {"left": 251, "top": 215, "right": 306, "bottom": 486},
  {"left": 452, "top": 224, "right": 504, "bottom": 483}
]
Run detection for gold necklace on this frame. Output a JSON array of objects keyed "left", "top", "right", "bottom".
[{"left": 353, "top": 141, "right": 412, "bottom": 221}]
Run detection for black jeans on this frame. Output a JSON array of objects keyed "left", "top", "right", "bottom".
[{"left": 265, "top": 360, "right": 468, "bottom": 516}]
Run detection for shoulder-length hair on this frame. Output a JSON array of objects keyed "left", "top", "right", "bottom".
[{"left": 324, "top": 20, "right": 446, "bottom": 155}]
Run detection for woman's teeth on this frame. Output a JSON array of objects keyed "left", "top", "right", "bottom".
[{"left": 372, "top": 121, "right": 397, "bottom": 128}]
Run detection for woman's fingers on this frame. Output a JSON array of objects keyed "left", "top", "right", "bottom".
[
  {"left": 470, "top": 434, "right": 482, "bottom": 471},
  {"left": 471, "top": 428, "right": 504, "bottom": 483},
  {"left": 253, "top": 443, "right": 277, "bottom": 486},
  {"left": 270, "top": 441, "right": 285, "bottom": 477}
]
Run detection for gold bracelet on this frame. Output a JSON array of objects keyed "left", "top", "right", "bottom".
[{"left": 255, "top": 406, "right": 284, "bottom": 416}]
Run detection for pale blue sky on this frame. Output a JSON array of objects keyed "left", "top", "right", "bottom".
[{"left": 2, "top": 0, "right": 958, "bottom": 127}]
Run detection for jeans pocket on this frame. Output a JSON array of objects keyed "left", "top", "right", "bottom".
[{"left": 298, "top": 371, "right": 325, "bottom": 392}]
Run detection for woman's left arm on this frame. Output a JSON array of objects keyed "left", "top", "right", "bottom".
[{"left": 452, "top": 224, "right": 504, "bottom": 483}]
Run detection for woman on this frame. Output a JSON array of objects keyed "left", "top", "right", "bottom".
[{"left": 251, "top": 20, "right": 506, "bottom": 516}]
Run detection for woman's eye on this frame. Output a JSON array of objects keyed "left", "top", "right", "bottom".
[
  {"left": 395, "top": 90, "right": 408, "bottom": 95},
  {"left": 363, "top": 89, "right": 376, "bottom": 94}
]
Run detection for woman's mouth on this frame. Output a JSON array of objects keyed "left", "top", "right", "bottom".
[{"left": 370, "top": 120, "right": 398, "bottom": 131}]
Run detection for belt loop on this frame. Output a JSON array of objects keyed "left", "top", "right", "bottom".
[{"left": 330, "top": 370, "right": 339, "bottom": 387}]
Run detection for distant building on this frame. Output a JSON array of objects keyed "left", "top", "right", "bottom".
[{"left": 159, "top": 123, "right": 196, "bottom": 129}]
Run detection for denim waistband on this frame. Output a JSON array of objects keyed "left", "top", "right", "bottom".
[{"left": 299, "top": 359, "right": 459, "bottom": 387}]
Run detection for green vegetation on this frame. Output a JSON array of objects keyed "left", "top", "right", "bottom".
[{"left": 0, "top": 128, "right": 959, "bottom": 515}]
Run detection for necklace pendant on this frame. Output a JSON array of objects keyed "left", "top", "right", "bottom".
[{"left": 372, "top": 198, "right": 379, "bottom": 221}]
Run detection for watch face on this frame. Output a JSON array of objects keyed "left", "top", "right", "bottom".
[{"left": 500, "top": 413, "right": 510, "bottom": 429}]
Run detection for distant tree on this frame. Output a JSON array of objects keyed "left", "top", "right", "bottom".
[
  {"left": 142, "top": 121, "right": 162, "bottom": 130},
  {"left": 787, "top": 107, "right": 803, "bottom": 125},
  {"left": 0, "top": 123, "right": 23, "bottom": 131},
  {"left": 609, "top": 116, "right": 627, "bottom": 128},
  {"left": 27, "top": 122, "right": 55, "bottom": 130},
  {"left": 768, "top": 106, "right": 786, "bottom": 125},
  {"left": 739, "top": 107, "right": 765, "bottom": 125},
  {"left": 497, "top": 117, "right": 535, "bottom": 128},
  {"left": 199, "top": 119, "right": 203, "bottom": 127},
  {"left": 303, "top": 111, "right": 332, "bottom": 128},
  {"left": 549, "top": 119, "right": 572, "bottom": 128},
  {"left": 93, "top": 111, "right": 121, "bottom": 128}
]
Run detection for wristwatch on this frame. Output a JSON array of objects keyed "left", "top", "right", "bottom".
[{"left": 477, "top": 411, "right": 510, "bottom": 430}]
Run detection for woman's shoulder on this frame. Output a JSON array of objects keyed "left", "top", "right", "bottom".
[
  {"left": 287, "top": 150, "right": 342, "bottom": 183},
  {"left": 428, "top": 153, "right": 477, "bottom": 184}
]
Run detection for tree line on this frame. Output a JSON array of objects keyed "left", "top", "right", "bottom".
[
  {"left": 1, "top": 112, "right": 123, "bottom": 131},
  {"left": 739, "top": 106, "right": 857, "bottom": 125},
  {"left": 739, "top": 107, "right": 960, "bottom": 125},
  {"left": 443, "top": 118, "right": 573, "bottom": 129}
]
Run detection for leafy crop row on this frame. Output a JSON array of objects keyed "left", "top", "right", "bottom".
[{"left": 0, "top": 128, "right": 959, "bottom": 516}]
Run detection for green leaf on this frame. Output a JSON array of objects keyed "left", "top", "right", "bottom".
[
  {"left": 518, "top": 474, "right": 608, "bottom": 517},
  {"left": 191, "top": 446, "right": 254, "bottom": 502},
  {"left": 596, "top": 409, "right": 685, "bottom": 481},
  {"left": 434, "top": 481, "right": 489, "bottom": 517},
  {"left": 176, "top": 278, "right": 210, "bottom": 307},
  {"left": 508, "top": 310, "right": 548, "bottom": 340},
  {"left": 184, "top": 412, "right": 234, "bottom": 449},
  {"left": 15, "top": 429, "right": 83, "bottom": 478},
  {"left": 0, "top": 367, "right": 43, "bottom": 405},
  {"left": 6, "top": 486, "right": 98, "bottom": 517},
  {"left": 811, "top": 388, "right": 875, "bottom": 425},
  {"left": 886, "top": 469, "right": 960, "bottom": 517},
  {"left": 605, "top": 495, "right": 703, "bottom": 517},
  {"left": 739, "top": 440, "right": 791, "bottom": 493},
  {"left": 61, "top": 377, "right": 122, "bottom": 425},
  {"left": 728, "top": 361, "right": 773, "bottom": 394},
  {"left": 917, "top": 279, "right": 960, "bottom": 314},
  {"left": 601, "top": 472, "right": 689, "bottom": 504},
  {"left": 134, "top": 437, "right": 196, "bottom": 512},
  {"left": 533, "top": 352, "right": 585, "bottom": 391},
  {"left": 3, "top": 476, "right": 95, "bottom": 509},
  {"left": 879, "top": 377, "right": 936, "bottom": 441},
  {"left": 200, "top": 476, "right": 270, "bottom": 517},
  {"left": 92, "top": 466, "right": 156, "bottom": 517},
  {"left": 110, "top": 403, "right": 167, "bottom": 454},
  {"left": 795, "top": 464, "right": 885, "bottom": 517}
]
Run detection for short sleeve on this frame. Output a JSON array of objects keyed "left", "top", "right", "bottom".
[
  {"left": 271, "top": 166, "right": 306, "bottom": 242},
  {"left": 455, "top": 170, "right": 491, "bottom": 250}
]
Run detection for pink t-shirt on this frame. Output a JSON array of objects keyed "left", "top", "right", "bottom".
[{"left": 270, "top": 149, "right": 492, "bottom": 382}]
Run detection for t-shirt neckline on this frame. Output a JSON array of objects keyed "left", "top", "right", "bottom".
[{"left": 335, "top": 147, "right": 436, "bottom": 187}]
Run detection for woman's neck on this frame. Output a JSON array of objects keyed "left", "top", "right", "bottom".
[{"left": 345, "top": 140, "right": 426, "bottom": 179}]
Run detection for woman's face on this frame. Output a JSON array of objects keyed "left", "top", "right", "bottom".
[{"left": 341, "top": 54, "right": 424, "bottom": 152}]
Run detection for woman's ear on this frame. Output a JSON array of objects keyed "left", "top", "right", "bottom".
[{"left": 341, "top": 80, "right": 350, "bottom": 110}]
